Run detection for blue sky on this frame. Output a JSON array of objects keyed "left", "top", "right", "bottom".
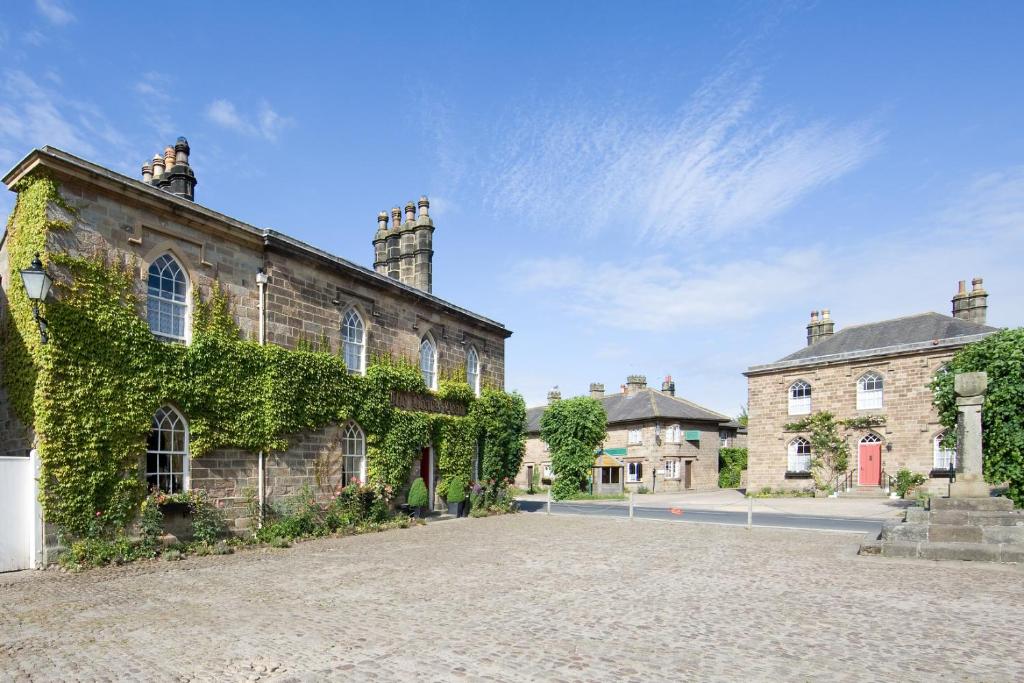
[{"left": 2, "top": 1, "right": 1023, "bottom": 414}]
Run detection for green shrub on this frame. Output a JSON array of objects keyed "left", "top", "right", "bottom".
[
  {"left": 446, "top": 475, "right": 467, "bottom": 503},
  {"left": 636, "top": 485, "right": 650, "bottom": 494},
  {"left": 60, "top": 536, "right": 140, "bottom": 569},
  {"left": 408, "top": 478, "right": 429, "bottom": 508},
  {"left": 895, "top": 468, "right": 926, "bottom": 498},
  {"left": 718, "top": 447, "right": 748, "bottom": 488},
  {"left": 269, "top": 536, "right": 291, "bottom": 548},
  {"left": 540, "top": 397, "right": 607, "bottom": 500},
  {"left": 163, "top": 548, "right": 183, "bottom": 561}
]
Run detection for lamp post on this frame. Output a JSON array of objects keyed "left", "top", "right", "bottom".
[{"left": 19, "top": 253, "right": 53, "bottom": 344}]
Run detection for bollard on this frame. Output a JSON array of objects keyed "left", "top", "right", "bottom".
[
  {"left": 546, "top": 487, "right": 551, "bottom": 515},
  {"left": 629, "top": 492, "right": 635, "bottom": 520},
  {"left": 747, "top": 494, "right": 753, "bottom": 531}
]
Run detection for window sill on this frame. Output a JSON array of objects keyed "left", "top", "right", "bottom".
[{"left": 784, "top": 471, "right": 813, "bottom": 479}]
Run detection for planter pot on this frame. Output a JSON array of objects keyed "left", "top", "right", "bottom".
[{"left": 447, "top": 501, "right": 460, "bottom": 516}]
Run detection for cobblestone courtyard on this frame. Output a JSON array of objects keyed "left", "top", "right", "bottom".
[{"left": 2, "top": 515, "right": 1022, "bottom": 682}]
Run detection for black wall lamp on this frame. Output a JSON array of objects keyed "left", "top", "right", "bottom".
[{"left": 19, "top": 252, "right": 53, "bottom": 344}]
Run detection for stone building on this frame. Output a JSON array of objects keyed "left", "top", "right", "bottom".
[
  {"left": 0, "top": 141, "right": 511, "bottom": 566},
  {"left": 518, "top": 375, "right": 735, "bottom": 493},
  {"left": 744, "top": 281, "right": 998, "bottom": 494}
]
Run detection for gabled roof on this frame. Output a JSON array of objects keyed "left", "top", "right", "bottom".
[
  {"left": 747, "top": 312, "right": 997, "bottom": 374},
  {"left": 526, "top": 388, "right": 730, "bottom": 434}
]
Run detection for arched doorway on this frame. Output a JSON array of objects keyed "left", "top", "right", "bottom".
[{"left": 858, "top": 433, "right": 883, "bottom": 486}]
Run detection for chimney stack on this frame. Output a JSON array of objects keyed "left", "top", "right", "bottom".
[
  {"left": 547, "top": 386, "right": 562, "bottom": 404},
  {"left": 819, "top": 309, "right": 835, "bottom": 341},
  {"left": 141, "top": 137, "right": 197, "bottom": 201},
  {"left": 625, "top": 375, "right": 646, "bottom": 396},
  {"left": 661, "top": 375, "right": 675, "bottom": 397},
  {"left": 375, "top": 197, "right": 434, "bottom": 293},
  {"left": 953, "top": 277, "right": 988, "bottom": 324},
  {"left": 589, "top": 382, "right": 605, "bottom": 399}
]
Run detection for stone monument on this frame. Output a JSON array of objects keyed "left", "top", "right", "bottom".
[{"left": 949, "top": 371, "right": 991, "bottom": 498}]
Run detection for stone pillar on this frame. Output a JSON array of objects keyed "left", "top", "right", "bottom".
[{"left": 949, "top": 371, "right": 991, "bottom": 498}]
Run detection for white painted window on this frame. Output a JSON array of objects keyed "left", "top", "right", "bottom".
[
  {"left": 664, "top": 459, "right": 679, "bottom": 479},
  {"left": 341, "top": 309, "right": 366, "bottom": 375},
  {"left": 466, "top": 346, "right": 480, "bottom": 396},
  {"left": 857, "top": 372, "right": 884, "bottom": 410},
  {"left": 146, "top": 406, "right": 189, "bottom": 493},
  {"left": 719, "top": 430, "right": 731, "bottom": 447},
  {"left": 419, "top": 335, "right": 437, "bottom": 390},
  {"left": 665, "top": 424, "right": 681, "bottom": 444},
  {"left": 147, "top": 254, "right": 188, "bottom": 342},
  {"left": 787, "top": 437, "right": 811, "bottom": 473},
  {"left": 788, "top": 379, "right": 812, "bottom": 415},
  {"left": 627, "top": 461, "right": 643, "bottom": 483},
  {"left": 628, "top": 428, "right": 643, "bottom": 445},
  {"left": 542, "top": 463, "right": 554, "bottom": 479},
  {"left": 340, "top": 422, "right": 366, "bottom": 485},
  {"left": 933, "top": 432, "right": 956, "bottom": 470}
]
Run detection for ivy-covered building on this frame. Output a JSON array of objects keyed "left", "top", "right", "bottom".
[
  {"left": 0, "top": 140, "right": 518, "bottom": 568},
  {"left": 519, "top": 375, "right": 736, "bottom": 493},
  {"left": 744, "top": 282, "right": 999, "bottom": 494}
]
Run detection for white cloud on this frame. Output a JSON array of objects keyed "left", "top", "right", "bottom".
[
  {"left": 135, "top": 71, "right": 176, "bottom": 138},
  {"left": 511, "top": 249, "right": 824, "bottom": 333},
  {"left": 484, "top": 69, "right": 881, "bottom": 243},
  {"left": 34, "top": 0, "right": 74, "bottom": 26},
  {"left": 206, "top": 99, "right": 291, "bottom": 141}
]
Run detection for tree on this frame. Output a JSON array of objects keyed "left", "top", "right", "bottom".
[
  {"left": 931, "top": 328, "right": 1024, "bottom": 506},
  {"left": 540, "top": 397, "right": 607, "bottom": 500},
  {"left": 737, "top": 405, "right": 749, "bottom": 428},
  {"left": 470, "top": 388, "right": 527, "bottom": 485},
  {"left": 785, "top": 412, "right": 885, "bottom": 490}
]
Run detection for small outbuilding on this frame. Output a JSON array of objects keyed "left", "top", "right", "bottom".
[{"left": 592, "top": 453, "right": 624, "bottom": 495}]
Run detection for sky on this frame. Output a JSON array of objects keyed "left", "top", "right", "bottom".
[{"left": 1, "top": 1, "right": 1023, "bottom": 415}]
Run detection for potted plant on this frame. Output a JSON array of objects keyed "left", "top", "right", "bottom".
[
  {"left": 446, "top": 476, "right": 467, "bottom": 517},
  {"left": 408, "top": 477, "right": 429, "bottom": 518}
]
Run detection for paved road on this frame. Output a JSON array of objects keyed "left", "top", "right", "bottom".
[{"left": 518, "top": 499, "right": 884, "bottom": 534}]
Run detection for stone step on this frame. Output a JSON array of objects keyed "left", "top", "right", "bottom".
[
  {"left": 879, "top": 540, "right": 1024, "bottom": 563},
  {"left": 840, "top": 487, "right": 889, "bottom": 498},
  {"left": 930, "top": 496, "right": 1015, "bottom": 512},
  {"left": 929, "top": 525, "right": 984, "bottom": 543},
  {"left": 930, "top": 509, "right": 1024, "bottom": 526}
]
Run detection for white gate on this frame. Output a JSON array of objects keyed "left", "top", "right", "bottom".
[{"left": 0, "top": 451, "right": 38, "bottom": 572}]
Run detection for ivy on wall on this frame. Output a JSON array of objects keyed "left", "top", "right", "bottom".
[{"left": 1, "top": 173, "right": 527, "bottom": 539}]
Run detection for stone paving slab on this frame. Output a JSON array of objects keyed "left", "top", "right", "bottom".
[{"left": 1, "top": 515, "right": 1023, "bottom": 682}]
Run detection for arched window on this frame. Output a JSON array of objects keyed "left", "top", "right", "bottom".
[
  {"left": 856, "top": 371, "right": 884, "bottom": 410},
  {"left": 340, "top": 422, "right": 366, "bottom": 485},
  {"left": 146, "top": 406, "right": 189, "bottom": 493},
  {"left": 934, "top": 432, "right": 956, "bottom": 470},
  {"left": 466, "top": 346, "right": 480, "bottom": 396},
  {"left": 341, "top": 309, "right": 366, "bottom": 375},
  {"left": 147, "top": 254, "right": 188, "bottom": 342},
  {"left": 419, "top": 335, "right": 437, "bottom": 390},
  {"left": 860, "top": 432, "right": 883, "bottom": 444},
  {"left": 787, "top": 437, "right": 811, "bottom": 473},
  {"left": 788, "top": 380, "right": 812, "bottom": 415}
]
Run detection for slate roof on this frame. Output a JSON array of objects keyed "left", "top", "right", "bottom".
[
  {"left": 747, "top": 312, "right": 998, "bottom": 374},
  {"left": 525, "top": 388, "right": 730, "bottom": 434}
]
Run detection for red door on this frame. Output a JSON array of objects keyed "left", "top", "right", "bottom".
[{"left": 859, "top": 443, "right": 882, "bottom": 486}]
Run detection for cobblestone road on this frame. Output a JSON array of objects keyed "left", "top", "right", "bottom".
[{"left": 2, "top": 515, "right": 1022, "bottom": 682}]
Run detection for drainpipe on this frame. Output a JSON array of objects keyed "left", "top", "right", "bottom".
[{"left": 255, "top": 268, "right": 269, "bottom": 527}]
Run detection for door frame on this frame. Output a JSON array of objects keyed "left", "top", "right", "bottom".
[{"left": 857, "top": 438, "right": 883, "bottom": 486}]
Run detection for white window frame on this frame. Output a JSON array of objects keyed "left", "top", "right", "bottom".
[
  {"left": 341, "top": 308, "right": 366, "bottom": 376},
  {"left": 542, "top": 463, "right": 554, "bottom": 479},
  {"left": 788, "top": 379, "right": 812, "bottom": 415},
  {"left": 466, "top": 345, "right": 481, "bottom": 396},
  {"left": 627, "top": 428, "right": 643, "bottom": 445},
  {"left": 787, "top": 437, "right": 811, "bottom": 473},
  {"left": 146, "top": 406, "right": 190, "bottom": 493},
  {"left": 664, "top": 459, "right": 680, "bottom": 480},
  {"left": 146, "top": 253, "right": 189, "bottom": 343},
  {"left": 626, "top": 461, "right": 643, "bottom": 483},
  {"left": 419, "top": 334, "right": 438, "bottom": 390},
  {"left": 933, "top": 432, "right": 956, "bottom": 470},
  {"left": 856, "top": 372, "right": 884, "bottom": 410},
  {"left": 340, "top": 422, "right": 367, "bottom": 485},
  {"left": 665, "top": 424, "right": 681, "bottom": 444}
]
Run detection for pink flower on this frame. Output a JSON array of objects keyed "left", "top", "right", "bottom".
[
  {"left": 216, "top": 499, "right": 225, "bottom": 509},
  {"left": 95, "top": 510, "right": 102, "bottom": 517}
]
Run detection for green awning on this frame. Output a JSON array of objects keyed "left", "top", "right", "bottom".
[
  {"left": 600, "top": 447, "right": 628, "bottom": 456},
  {"left": 684, "top": 430, "right": 700, "bottom": 442}
]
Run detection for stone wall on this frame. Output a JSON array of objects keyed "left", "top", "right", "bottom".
[{"left": 746, "top": 348, "right": 958, "bottom": 492}]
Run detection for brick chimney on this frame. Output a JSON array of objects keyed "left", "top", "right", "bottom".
[
  {"left": 806, "top": 310, "right": 820, "bottom": 346},
  {"left": 547, "top": 386, "right": 562, "bottom": 404},
  {"left": 661, "top": 375, "right": 675, "bottom": 397},
  {"left": 373, "top": 197, "right": 433, "bottom": 293},
  {"left": 589, "top": 382, "right": 605, "bottom": 399},
  {"left": 954, "top": 278, "right": 988, "bottom": 324},
  {"left": 625, "top": 375, "right": 646, "bottom": 396},
  {"left": 141, "top": 137, "right": 197, "bottom": 201},
  {"left": 805, "top": 309, "right": 834, "bottom": 346}
]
